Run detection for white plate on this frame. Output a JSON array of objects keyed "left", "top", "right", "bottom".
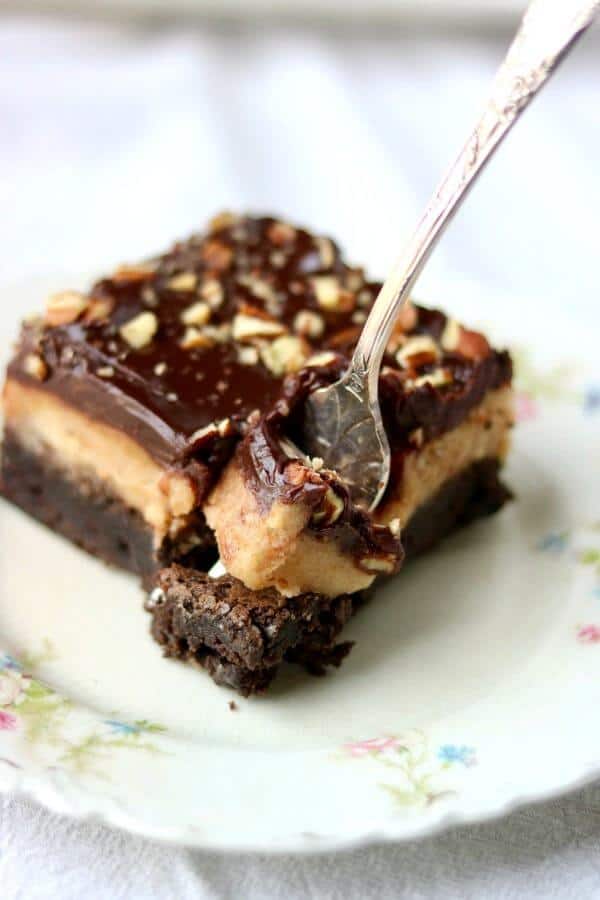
[{"left": 0, "top": 276, "right": 599, "bottom": 852}]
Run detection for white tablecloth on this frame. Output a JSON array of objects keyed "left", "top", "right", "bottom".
[
  {"left": 1, "top": 14, "right": 599, "bottom": 899},
  {"left": 4, "top": 787, "right": 600, "bottom": 899}
]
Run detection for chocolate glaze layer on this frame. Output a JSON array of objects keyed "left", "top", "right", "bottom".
[
  {"left": 9, "top": 215, "right": 368, "bottom": 464},
  {"left": 8, "top": 215, "right": 512, "bottom": 507}
]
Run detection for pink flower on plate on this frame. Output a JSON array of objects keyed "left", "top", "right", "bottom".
[
  {"left": 344, "top": 737, "right": 402, "bottom": 758},
  {"left": 577, "top": 624, "right": 600, "bottom": 644},
  {"left": 0, "top": 710, "right": 17, "bottom": 731},
  {"left": 515, "top": 392, "right": 538, "bottom": 422}
]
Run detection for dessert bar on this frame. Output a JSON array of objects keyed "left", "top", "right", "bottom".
[{"left": 1, "top": 214, "right": 513, "bottom": 693}]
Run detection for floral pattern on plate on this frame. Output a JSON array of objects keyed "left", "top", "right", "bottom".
[
  {"left": 537, "top": 523, "right": 600, "bottom": 641},
  {"left": 511, "top": 347, "right": 599, "bottom": 421},
  {"left": 0, "top": 647, "right": 167, "bottom": 777},
  {"left": 342, "top": 732, "right": 477, "bottom": 809}
]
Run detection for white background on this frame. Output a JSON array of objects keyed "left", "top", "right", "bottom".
[{"left": 1, "top": 8, "right": 600, "bottom": 899}]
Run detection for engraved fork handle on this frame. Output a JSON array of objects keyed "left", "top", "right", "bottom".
[{"left": 353, "top": 0, "right": 599, "bottom": 396}]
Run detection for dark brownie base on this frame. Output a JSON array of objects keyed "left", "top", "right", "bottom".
[
  {"left": 149, "top": 458, "right": 510, "bottom": 695},
  {"left": 148, "top": 570, "right": 356, "bottom": 695},
  {"left": 0, "top": 431, "right": 218, "bottom": 581}
]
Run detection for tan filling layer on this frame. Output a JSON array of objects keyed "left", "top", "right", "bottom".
[
  {"left": 3, "top": 379, "right": 175, "bottom": 540},
  {"left": 3, "top": 377, "right": 513, "bottom": 594},
  {"left": 205, "top": 466, "right": 375, "bottom": 597},
  {"left": 376, "top": 386, "right": 513, "bottom": 528},
  {"left": 205, "top": 387, "right": 513, "bottom": 598}
]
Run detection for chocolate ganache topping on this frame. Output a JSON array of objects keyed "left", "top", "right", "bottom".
[{"left": 11, "top": 214, "right": 512, "bottom": 507}]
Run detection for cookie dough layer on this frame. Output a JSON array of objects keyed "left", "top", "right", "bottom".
[
  {"left": 3, "top": 379, "right": 172, "bottom": 536},
  {"left": 205, "top": 387, "right": 512, "bottom": 598},
  {"left": 376, "top": 386, "right": 512, "bottom": 529},
  {"left": 2, "top": 374, "right": 512, "bottom": 594}
]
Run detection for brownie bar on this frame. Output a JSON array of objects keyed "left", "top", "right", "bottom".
[
  {"left": 2, "top": 214, "right": 511, "bottom": 596},
  {"left": 149, "top": 458, "right": 509, "bottom": 695},
  {"left": 1, "top": 213, "right": 514, "bottom": 695}
]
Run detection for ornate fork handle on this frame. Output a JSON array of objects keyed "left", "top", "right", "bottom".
[
  {"left": 354, "top": 0, "right": 600, "bottom": 394},
  {"left": 303, "top": 0, "right": 598, "bottom": 511}
]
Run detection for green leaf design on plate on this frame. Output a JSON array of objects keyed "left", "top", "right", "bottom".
[
  {"left": 17, "top": 684, "right": 70, "bottom": 745},
  {"left": 0, "top": 643, "right": 169, "bottom": 780},
  {"left": 59, "top": 728, "right": 165, "bottom": 778},
  {"left": 380, "top": 785, "right": 429, "bottom": 808},
  {"left": 341, "top": 732, "right": 468, "bottom": 810}
]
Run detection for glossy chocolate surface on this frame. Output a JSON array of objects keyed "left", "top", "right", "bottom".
[{"left": 9, "top": 214, "right": 512, "bottom": 488}]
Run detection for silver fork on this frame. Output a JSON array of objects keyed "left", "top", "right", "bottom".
[{"left": 301, "top": 0, "right": 599, "bottom": 512}]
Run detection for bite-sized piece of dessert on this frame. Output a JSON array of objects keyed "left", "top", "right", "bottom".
[
  {"left": 152, "top": 457, "right": 509, "bottom": 695},
  {"left": 1, "top": 212, "right": 513, "bottom": 693},
  {"left": 148, "top": 565, "right": 357, "bottom": 696},
  {"left": 205, "top": 315, "right": 512, "bottom": 598}
]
